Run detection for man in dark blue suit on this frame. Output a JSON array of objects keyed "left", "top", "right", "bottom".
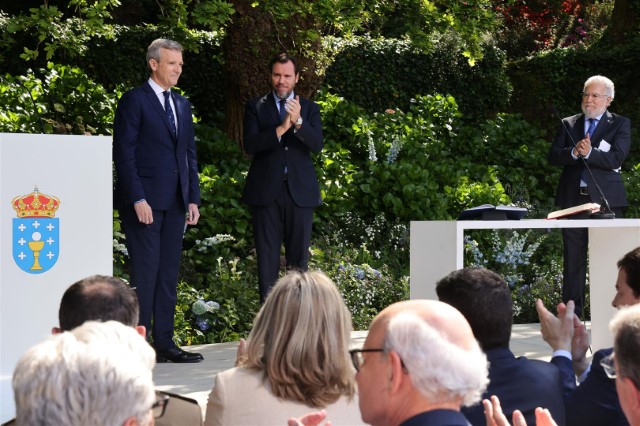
[
  {"left": 113, "top": 38, "right": 202, "bottom": 363},
  {"left": 537, "top": 246, "right": 640, "bottom": 426},
  {"left": 242, "top": 53, "right": 323, "bottom": 302},
  {"left": 436, "top": 267, "right": 566, "bottom": 425},
  {"left": 548, "top": 75, "right": 631, "bottom": 317}
]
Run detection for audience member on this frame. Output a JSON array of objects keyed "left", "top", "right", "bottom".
[
  {"left": 353, "top": 299, "right": 489, "bottom": 426},
  {"left": 436, "top": 267, "right": 565, "bottom": 425},
  {"left": 53, "top": 274, "right": 144, "bottom": 336},
  {"left": 536, "top": 246, "right": 640, "bottom": 426},
  {"left": 12, "top": 321, "right": 158, "bottom": 426},
  {"left": 483, "top": 395, "right": 558, "bottom": 426},
  {"left": 204, "top": 271, "right": 363, "bottom": 425},
  {"left": 610, "top": 304, "right": 640, "bottom": 426}
]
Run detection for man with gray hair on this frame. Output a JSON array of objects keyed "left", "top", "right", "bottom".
[
  {"left": 350, "top": 299, "right": 489, "bottom": 426},
  {"left": 114, "top": 38, "right": 203, "bottom": 363},
  {"left": 12, "top": 321, "right": 159, "bottom": 426},
  {"left": 609, "top": 304, "right": 640, "bottom": 426},
  {"left": 548, "top": 74, "right": 631, "bottom": 317}
]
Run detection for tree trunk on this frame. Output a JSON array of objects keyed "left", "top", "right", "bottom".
[
  {"left": 608, "top": 0, "right": 637, "bottom": 42},
  {"left": 223, "top": 0, "right": 325, "bottom": 151}
]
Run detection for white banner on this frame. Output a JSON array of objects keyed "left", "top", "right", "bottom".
[{"left": 0, "top": 133, "right": 113, "bottom": 422}]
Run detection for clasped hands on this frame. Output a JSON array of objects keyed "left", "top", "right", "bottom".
[
  {"left": 573, "top": 133, "right": 592, "bottom": 158},
  {"left": 277, "top": 96, "right": 302, "bottom": 138}
]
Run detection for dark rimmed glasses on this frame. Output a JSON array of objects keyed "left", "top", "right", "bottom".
[
  {"left": 152, "top": 394, "right": 170, "bottom": 419},
  {"left": 349, "top": 348, "right": 385, "bottom": 372},
  {"left": 582, "top": 92, "right": 607, "bottom": 100}
]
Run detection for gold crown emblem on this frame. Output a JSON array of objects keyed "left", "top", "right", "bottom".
[{"left": 12, "top": 187, "right": 61, "bottom": 218}]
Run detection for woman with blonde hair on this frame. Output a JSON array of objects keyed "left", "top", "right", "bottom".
[{"left": 204, "top": 270, "right": 364, "bottom": 425}]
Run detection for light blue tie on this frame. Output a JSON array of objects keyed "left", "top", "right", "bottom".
[
  {"left": 163, "top": 91, "right": 177, "bottom": 137},
  {"left": 580, "top": 118, "right": 597, "bottom": 187}
]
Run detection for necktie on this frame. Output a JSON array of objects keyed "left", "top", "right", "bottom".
[
  {"left": 586, "top": 118, "right": 597, "bottom": 138},
  {"left": 279, "top": 99, "right": 287, "bottom": 123},
  {"left": 580, "top": 118, "right": 597, "bottom": 187},
  {"left": 163, "top": 91, "right": 177, "bottom": 137}
]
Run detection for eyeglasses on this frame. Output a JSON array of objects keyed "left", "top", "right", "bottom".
[
  {"left": 600, "top": 353, "right": 616, "bottom": 379},
  {"left": 152, "top": 394, "right": 170, "bottom": 419},
  {"left": 582, "top": 92, "right": 607, "bottom": 100},
  {"left": 349, "top": 348, "right": 385, "bottom": 372}
]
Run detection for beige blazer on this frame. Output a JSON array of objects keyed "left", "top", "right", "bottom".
[{"left": 204, "top": 367, "right": 365, "bottom": 426}]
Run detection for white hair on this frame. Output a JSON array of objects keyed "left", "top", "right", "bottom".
[
  {"left": 584, "top": 75, "right": 615, "bottom": 100},
  {"left": 13, "top": 321, "right": 156, "bottom": 426},
  {"left": 384, "top": 312, "right": 489, "bottom": 407}
]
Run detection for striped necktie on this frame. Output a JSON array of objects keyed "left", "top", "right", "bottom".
[{"left": 163, "top": 91, "right": 177, "bottom": 137}]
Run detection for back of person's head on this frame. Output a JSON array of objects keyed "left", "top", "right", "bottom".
[
  {"left": 609, "top": 304, "right": 640, "bottom": 423},
  {"left": 618, "top": 247, "right": 640, "bottom": 298},
  {"left": 58, "top": 275, "right": 139, "bottom": 331},
  {"left": 241, "top": 270, "right": 355, "bottom": 407},
  {"left": 382, "top": 303, "right": 489, "bottom": 408},
  {"left": 436, "top": 267, "right": 512, "bottom": 350},
  {"left": 13, "top": 320, "right": 156, "bottom": 426}
]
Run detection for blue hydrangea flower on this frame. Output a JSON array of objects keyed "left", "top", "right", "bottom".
[
  {"left": 192, "top": 299, "right": 208, "bottom": 315},
  {"left": 206, "top": 301, "right": 220, "bottom": 311},
  {"left": 196, "top": 317, "right": 210, "bottom": 331}
]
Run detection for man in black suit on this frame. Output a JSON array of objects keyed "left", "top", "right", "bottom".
[
  {"left": 242, "top": 53, "right": 323, "bottom": 302},
  {"left": 548, "top": 75, "right": 631, "bottom": 317},
  {"left": 436, "top": 267, "right": 566, "bottom": 425},
  {"left": 113, "top": 38, "right": 203, "bottom": 363},
  {"left": 537, "top": 246, "right": 640, "bottom": 426}
]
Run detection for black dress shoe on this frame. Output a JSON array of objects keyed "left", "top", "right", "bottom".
[{"left": 156, "top": 347, "right": 204, "bottom": 363}]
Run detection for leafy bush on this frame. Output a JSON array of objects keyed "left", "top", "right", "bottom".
[
  {"left": 0, "top": 63, "right": 119, "bottom": 135},
  {"left": 323, "top": 34, "right": 511, "bottom": 120}
]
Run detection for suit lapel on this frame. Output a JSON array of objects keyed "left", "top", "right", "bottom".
[
  {"left": 590, "top": 111, "right": 613, "bottom": 148},
  {"left": 143, "top": 83, "right": 177, "bottom": 141}
]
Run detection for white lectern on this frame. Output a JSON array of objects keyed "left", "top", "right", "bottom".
[
  {"left": 410, "top": 219, "right": 640, "bottom": 351},
  {"left": 0, "top": 133, "right": 113, "bottom": 423}
]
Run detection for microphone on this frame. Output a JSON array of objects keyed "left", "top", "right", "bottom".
[{"left": 550, "top": 106, "right": 614, "bottom": 219}]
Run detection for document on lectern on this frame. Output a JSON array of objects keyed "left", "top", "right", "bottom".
[{"left": 546, "top": 203, "right": 601, "bottom": 220}]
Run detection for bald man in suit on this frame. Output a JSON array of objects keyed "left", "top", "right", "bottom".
[
  {"left": 548, "top": 75, "right": 631, "bottom": 317},
  {"left": 113, "top": 38, "right": 202, "bottom": 363}
]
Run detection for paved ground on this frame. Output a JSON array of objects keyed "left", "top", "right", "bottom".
[{"left": 152, "top": 323, "right": 592, "bottom": 414}]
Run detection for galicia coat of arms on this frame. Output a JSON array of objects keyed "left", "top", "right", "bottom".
[{"left": 12, "top": 187, "right": 61, "bottom": 274}]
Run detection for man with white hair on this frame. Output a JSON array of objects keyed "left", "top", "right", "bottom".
[
  {"left": 12, "top": 321, "right": 160, "bottom": 426},
  {"left": 609, "top": 304, "right": 640, "bottom": 426},
  {"left": 350, "top": 299, "right": 489, "bottom": 426},
  {"left": 548, "top": 74, "right": 631, "bottom": 318}
]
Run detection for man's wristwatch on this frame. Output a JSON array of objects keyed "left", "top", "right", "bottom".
[{"left": 295, "top": 117, "right": 303, "bottom": 126}]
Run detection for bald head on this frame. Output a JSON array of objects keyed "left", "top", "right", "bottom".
[
  {"left": 370, "top": 300, "right": 478, "bottom": 351},
  {"left": 357, "top": 300, "right": 489, "bottom": 426}
]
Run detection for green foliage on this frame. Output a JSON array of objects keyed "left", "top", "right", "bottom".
[
  {"left": 310, "top": 225, "right": 410, "bottom": 331},
  {"left": 174, "top": 257, "right": 259, "bottom": 345},
  {"left": 318, "top": 92, "right": 515, "bottom": 223},
  {"left": 0, "top": 0, "right": 120, "bottom": 62},
  {"left": 0, "top": 63, "right": 119, "bottom": 135},
  {"left": 323, "top": 35, "right": 511, "bottom": 119}
]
